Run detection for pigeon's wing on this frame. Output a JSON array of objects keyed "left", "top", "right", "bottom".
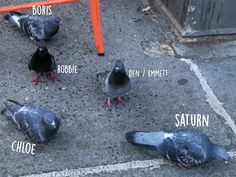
[
  {"left": 28, "top": 57, "right": 33, "bottom": 70},
  {"left": 174, "top": 130, "right": 210, "bottom": 166},
  {"left": 40, "top": 53, "right": 55, "bottom": 73},
  {"left": 159, "top": 138, "right": 207, "bottom": 166},
  {"left": 162, "top": 133, "right": 208, "bottom": 166},
  {"left": 97, "top": 71, "right": 110, "bottom": 92},
  {"left": 14, "top": 107, "right": 42, "bottom": 142},
  {"left": 160, "top": 138, "right": 180, "bottom": 164},
  {"left": 18, "top": 16, "right": 44, "bottom": 41},
  {"left": 28, "top": 51, "right": 40, "bottom": 72},
  {"left": 44, "top": 18, "right": 60, "bottom": 39},
  {"left": 18, "top": 16, "right": 35, "bottom": 39},
  {"left": 50, "top": 54, "right": 56, "bottom": 71},
  {"left": 28, "top": 18, "right": 45, "bottom": 41},
  {"left": 29, "top": 17, "right": 60, "bottom": 41},
  {"left": 175, "top": 141, "right": 207, "bottom": 166}
]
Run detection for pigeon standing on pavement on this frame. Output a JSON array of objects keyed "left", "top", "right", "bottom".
[
  {"left": 125, "top": 129, "right": 229, "bottom": 167},
  {"left": 97, "top": 60, "right": 131, "bottom": 110},
  {"left": 28, "top": 45, "right": 56, "bottom": 84},
  {"left": 1, "top": 99, "right": 60, "bottom": 143},
  {"left": 4, "top": 11, "right": 60, "bottom": 45}
]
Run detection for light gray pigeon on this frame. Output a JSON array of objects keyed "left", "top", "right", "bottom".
[
  {"left": 1, "top": 99, "right": 60, "bottom": 143},
  {"left": 4, "top": 11, "right": 60, "bottom": 45},
  {"left": 97, "top": 60, "right": 131, "bottom": 110},
  {"left": 125, "top": 129, "right": 229, "bottom": 167}
]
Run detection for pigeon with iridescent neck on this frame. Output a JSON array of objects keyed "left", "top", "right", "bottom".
[
  {"left": 97, "top": 60, "right": 131, "bottom": 110},
  {"left": 4, "top": 11, "right": 60, "bottom": 45},
  {"left": 1, "top": 99, "right": 60, "bottom": 143},
  {"left": 125, "top": 129, "right": 229, "bottom": 167}
]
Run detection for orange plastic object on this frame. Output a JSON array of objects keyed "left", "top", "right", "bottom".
[
  {"left": 89, "top": 0, "right": 105, "bottom": 55},
  {"left": 0, "top": 0, "right": 105, "bottom": 55}
]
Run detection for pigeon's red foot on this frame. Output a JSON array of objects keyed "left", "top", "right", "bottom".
[
  {"left": 32, "top": 74, "right": 42, "bottom": 85},
  {"left": 116, "top": 97, "right": 125, "bottom": 105},
  {"left": 106, "top": 98, "right": 112, "bottom": 111},
  {"left": 34, "top": 40, "right": 39, "bottom": 46},
  {"left": 48, "top": 72, "right": 56, "bottom": 81}
]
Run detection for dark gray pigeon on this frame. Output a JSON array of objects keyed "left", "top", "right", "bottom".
[
  {"left": 125, "top": 129, "right": 229, "bottom": 167},
  {"left": 97, "top": 60, "right": 131, "bottom": 110},
  {"left": 1, "top": 99, "right": 60, "bottom": 143},
  {"left": 4, "top": 11, "right": 60, "bottom": 45},
  {"left": 28, "top": 45, "right": 56, "bottom": 84}
]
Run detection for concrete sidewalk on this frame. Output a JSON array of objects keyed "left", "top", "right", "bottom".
[{"left": 0, "top": 0, "right": 235, "bottom": 176}]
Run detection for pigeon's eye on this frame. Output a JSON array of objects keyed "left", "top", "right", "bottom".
[
  {"left": 44, "top": 116, "right": 52, "bottom": 123},
  {"left": 45, "top": 117, "right": 50, "bottom": 123}
]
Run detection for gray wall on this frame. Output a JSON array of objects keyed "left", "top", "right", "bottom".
[
  {"left": 189, "top": 0, "right": 236, "bottom": 30},
  {"left": 161, "top": 0, "right": 189, "bottom": 27},
  {"left": 161, "top": 0, "right": 236, "bottom": 36}
]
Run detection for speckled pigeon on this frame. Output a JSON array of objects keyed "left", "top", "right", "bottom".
[
  {"left": 4, "top": 11, "right": 60, "bottom": 45},
  {"left": 125, "top": 129, "right": 229, "bottom": 167},
  {"left": 1, "top": 99, "right": 60, "bottom": 143},
  {"left": 97, "top": 60, "right": 131, "bottom": 110},
  {"left": 28, "top": 45, "right": 56, "bottom": 84}
]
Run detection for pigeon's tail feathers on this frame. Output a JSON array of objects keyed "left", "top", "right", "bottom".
[
  {"left": 96, "top": 73, "right": 102, "bottom": 82},
  {"left": 97, "top": 72, "right": 104, "bottom": 83},
  {"left": 4, "top": 14, "right": 10, "bottom": 21},
  {"left": 7, "top": 99, "right": 24, "bottom": 107},
  {"left": 1, "top": 107, "right": 6, "bottom": 115},
  {"left": 4, "top": 12, "right": 23, "bottom": 27},
  {"left": 9, "top": 11, "right": 24, "bottom": 16},
  {"left": 125, "top": 131, "right": 162, "bottom": 147},
  {"left": 2, "top": 100, "right": 23, "bottom": 123},
  {"left": 125, "top": 131, "right": 140, "bottom": 145},
  {"left": 4, "top": 11, "right": 23, "bottom": 20},
  {"left": 10, "top": 15, "right": 20, "bottom": 27},
  {"left": 2, "top": 102, "right": 15, "bottom": 118},
  {"left": 212, "top": 144, "right": 229, "bottom": 161},
  {"left": 97, "top": 71, "right": 109, "bottom": 82}
]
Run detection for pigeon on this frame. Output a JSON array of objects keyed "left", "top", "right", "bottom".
[
  {"left": 125, "top": 129, "right": 229, "bottom": 167},
  {"left": 1, "top": 99, "right": 60, "bottom": 143},
  {"left": 4, "top": 11, "right": 60, "bottom": 45},
  {"left": 97, "top": 60, "right": 131, "bottom": 110},
  {"left": 28, "top": 45, "right": 56, "bottom": 84}
]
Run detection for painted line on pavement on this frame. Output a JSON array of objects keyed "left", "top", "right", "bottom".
[
  {"left": 22, "top": 159, "right": 167, "bottom": 177},
  {"left": 180, "top": 58, "right": 236, "bottom": 135},
  {"left": 21, "top": 151, "right": 236, "bottom": 177}
]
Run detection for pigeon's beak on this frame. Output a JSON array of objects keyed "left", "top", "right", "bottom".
[
  {"left": 51, "top": 121, "right": 56, "bottom": 128},
  {"left": 115, "top": 67, "right": 120, "bottom": 72}
]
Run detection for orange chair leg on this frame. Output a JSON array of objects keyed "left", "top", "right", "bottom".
[{"left": 89, "top": 0, "right": 105, "bottom": 55}]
